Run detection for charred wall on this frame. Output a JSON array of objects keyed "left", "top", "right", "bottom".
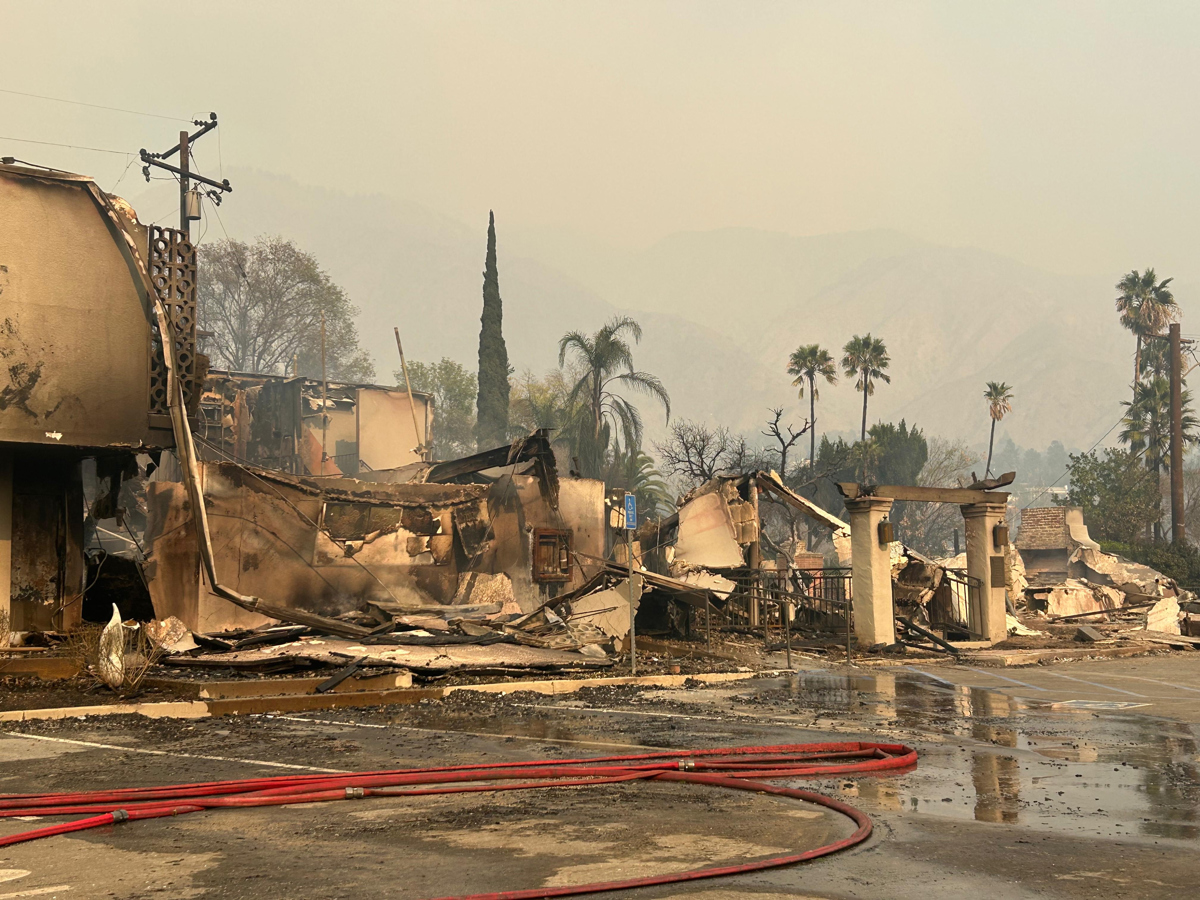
[{"left": 0, "top": 167, "right": 174, "bottom": 450}]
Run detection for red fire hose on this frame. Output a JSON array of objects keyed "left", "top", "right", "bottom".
[{"left": 0, "top": 741, "right": 916, "bottom": 899}]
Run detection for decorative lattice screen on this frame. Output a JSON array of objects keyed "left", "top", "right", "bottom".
[{"left": 147, "top": 225, "right": 197, "bottom": 414}]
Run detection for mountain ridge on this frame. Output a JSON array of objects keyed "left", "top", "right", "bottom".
[{"left": 128, "top": 169, "right": 1133, "bottom": 452}]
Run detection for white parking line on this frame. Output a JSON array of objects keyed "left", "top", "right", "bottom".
[
  {"left": 1040, "top": 671, "right": 1146, "bottom": 697},
  {"left": 0, "top": 733, "right": 345, "bottom": 774},
  {"left": 1087, "top": 673, "right": 1200, "bottom": 694},
  {"left": 960, "top": 667, "right": 1049, "bottom": 692}
]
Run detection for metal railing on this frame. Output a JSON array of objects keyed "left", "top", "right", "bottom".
[
  {"left": 795, "top": 567, "right": 853, "bottom": 632},
  {"left": 720, "top": 566, "right": 852, "bottom": 636},
  {"left": 928, "top": 569, "right": 985, "bottom": 641}
]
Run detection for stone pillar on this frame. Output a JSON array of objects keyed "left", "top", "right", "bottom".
[
  {"left": 0, "top": 447, "right": 11, "bottom": 627},
  {"left": 961, "top": 502, "right": 1009, "bottom": 644},
  {"left": 845, "top": 496, "right": 895, "bottom": 647}
]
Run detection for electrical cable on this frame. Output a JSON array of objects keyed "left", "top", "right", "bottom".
[
  {"left": 0, "top": 742, "right": 916, "bottom": 899},
  {"left": 1024, "top": 412, "right": 1128, "bottom": 508},
  {"left": 0, "top": 135, "right": 133, "bottom": 156},
  {"left": 111, "top": 154, "right": 137, "bottom": 192},
  {"left": 0, "top": 87, "right": 192, "bottom": 121}
]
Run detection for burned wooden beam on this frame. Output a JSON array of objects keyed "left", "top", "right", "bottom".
[{"left": 837, "top": 482, "right": 1009, "bottom": 505}]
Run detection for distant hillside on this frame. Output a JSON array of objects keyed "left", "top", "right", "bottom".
[
  {"left": 525, "top": 227, "right": 1132, "bottom": 449},
  {"left": 128, "top": 171, "right": 1134, "bottom": 452}
]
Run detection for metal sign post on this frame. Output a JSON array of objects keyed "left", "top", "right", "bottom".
[{"left": 624, "top": 492, "right": 637, "bottom": 675}]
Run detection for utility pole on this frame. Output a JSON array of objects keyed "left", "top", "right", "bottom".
[
  {"left": 178, "top": 130, "right": 190, "bottom": 237},
  {"left": 321, "top": 311, "right": 329, "bottom": 475},
  {"left": 624, "top": 492, "right": 637, "bottom": 675},
  {"left": 140, "top": 113, "right": 232, "bottom": 235},
  {"left": 1170, "top": 322, "right": 1185, "bottom": 544}
]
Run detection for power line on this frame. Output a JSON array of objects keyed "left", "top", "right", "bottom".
[
  {"left": 0, "top": 135, "right": 133, "bottom": 156},
  {"left": 209, "top": 195, "right": 233, "bottom": 242},
  {"left": 0, "top": 87, "right": 191, "bottom": 122},
  {"left": 1024, "top": 412, "right": 1127, "bottom": 508},
  {"left": 111, "top": 155, "right": 137, "bottom": 191}
]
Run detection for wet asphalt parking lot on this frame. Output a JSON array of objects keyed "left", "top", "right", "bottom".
[{"left": 2, "top": 653, "right": 1199, "bottom": 899}]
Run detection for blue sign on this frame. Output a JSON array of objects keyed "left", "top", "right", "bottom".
[{"left": 624, "top": 493, "right": 637, "bottom": 530}]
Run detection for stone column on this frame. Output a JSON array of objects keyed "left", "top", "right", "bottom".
[
  {"left": 0, "top": 447, "right": 11, "bottom": 627},
  {"left": 844, "top": 496, "right": 895, "bottom": 647},
  {"left": 961, "top": 502, "right": 1009, "bottom": 644}
]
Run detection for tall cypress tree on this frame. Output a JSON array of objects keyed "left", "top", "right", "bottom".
[{"left": 475, "top": 210, "right": 510, "bottom": 449}]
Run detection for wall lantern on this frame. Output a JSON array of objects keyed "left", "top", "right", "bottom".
[
  {"left": 993, "top": 522, "right": 1010, "bottom": 549},
  {"left": 877, "top": 520, "right": 895, "bottom": 546}
]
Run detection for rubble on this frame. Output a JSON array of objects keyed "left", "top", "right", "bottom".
[
  {"left": 1015, "top": 506, "right": 1190, "bottom": 636},
  {"left": 1143, "top": 596, "right": 1182, "bottom": 635}
]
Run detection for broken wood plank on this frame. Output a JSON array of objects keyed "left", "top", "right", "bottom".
[
  {"left": 896, "top": 617, "right": 960, "bottom": 655},
  {"left": 1048, "top": 600, "right": 1156, "bottom": 623},
  {"left": 1127, "top": 629, "right": 1200, "bottom": 648},
  {"left": 142, "top": 671, "right": 415, "bottom": 699},
  {"left": 837, "top": 483, "right": 1008, "bottom": 505},
  {"left": 163, "top": 655, "right": 326, "bottom": 674},
  {"left": 316, "top": 657, "right": 367, "bottom": 693},
  {"left": 233, "top": 626, "right": 310, "bottom": 649}
]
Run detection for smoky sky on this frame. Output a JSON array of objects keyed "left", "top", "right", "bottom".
[{"left": 3, "top": 1, "right": 1198, "bottom": 279}]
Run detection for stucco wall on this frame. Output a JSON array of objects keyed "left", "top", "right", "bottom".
[
  {"left": 356, "top": 388, "right": 431, "bottom": 470},
  {"left": 0, "top": 169, "right": 165, "bottom": 449}
]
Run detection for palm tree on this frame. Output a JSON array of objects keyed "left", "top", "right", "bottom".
[
  {"left": 1121, "top": 374, "right": 1199, "bottom": 539},
  {"left": 605, "top": 447, "right": 675, "bottom": 519},
  {"left": 983, "top": 381, "right": 1014, "bottom": 477},
  {"left": 558, "top": 317, "right": 670, "bottom": 478},
  {"left": 1115, "top": 269, "right": 1178, "bottom": 388},
  {"left": 841, "top": 334, "right": 891, "bottom": 441},
  {"left": 787, "top": 344, "right": 838, "bottom": 474},
  {"left": 1121, "top": 375, "right": 1199, "bottom": 474}
]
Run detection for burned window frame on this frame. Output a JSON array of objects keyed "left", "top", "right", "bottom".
[{"left": 532, "top": 528, "right": 573, "bottom": 583}]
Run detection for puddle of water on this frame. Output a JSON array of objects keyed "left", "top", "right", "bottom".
[
  {"left": 370, "top": 669, "right": 1200, "bottom": 841},
  {"left": 743, "top": 670, "right": 1200, "bottom": 840}
]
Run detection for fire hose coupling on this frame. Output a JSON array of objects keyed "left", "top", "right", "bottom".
[
  {"left": 677, "top": 760, "right": 696, "bottom": 770},
  {"left": 345, "top": 787, "right": 365, "bottom": 799},
  {"left": 111, "top": 809, "right": 130, "bottom": 823}
]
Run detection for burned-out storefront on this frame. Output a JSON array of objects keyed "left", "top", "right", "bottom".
[
  {"left": 142, "top": 432, "right": 608, "bottom": 632},
  {"left": 0, "top": 163, "right": 201, "bottom": 633}
]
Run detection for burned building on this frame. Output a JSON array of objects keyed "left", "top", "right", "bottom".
[
  {"left": 142, "top": 432, "right": 607, "bottom": 632},
  {"left": 198, "top": 370, "right": 433, "bottom": 476},
  {"left": 0, "top": 163, "right": 203, "bottom": 633},
  {"left": 1014, "top": 505, "right": 1100, "bottom": 586},
  {"left": 1, "top": 162, "right": 609, "bottom": 644}
]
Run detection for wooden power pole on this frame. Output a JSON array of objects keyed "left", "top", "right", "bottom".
[
  {"left": 1170, "top": 322, "right": 1185, "bottom": 544},
  {"left": 178, "top": 131, "right": 190, "bottom": 237},
  {"left": 139, "top": 113, "right": 232, "bottom": 236}
]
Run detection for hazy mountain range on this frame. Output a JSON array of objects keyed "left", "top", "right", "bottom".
[{"left": 129, "top": 169, "right": 1140, "bottom": 455}]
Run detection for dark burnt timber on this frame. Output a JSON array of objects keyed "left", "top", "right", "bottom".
[
  {"left": 836, "top": 482, "right": 1009, "bottom": 505},
  {"left": 425, "top": 429, "right": 559, "bottom": 508}
]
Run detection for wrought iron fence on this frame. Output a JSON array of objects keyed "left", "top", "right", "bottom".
[
  {"left": 795, "top": 567, "right": 853, "bottom": 631},
  {"left": 720, "top": 566, "right": 852, "bottom": 635},
  {"left": 928, "top": 569, "right": 984, "bottom": 641}
]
